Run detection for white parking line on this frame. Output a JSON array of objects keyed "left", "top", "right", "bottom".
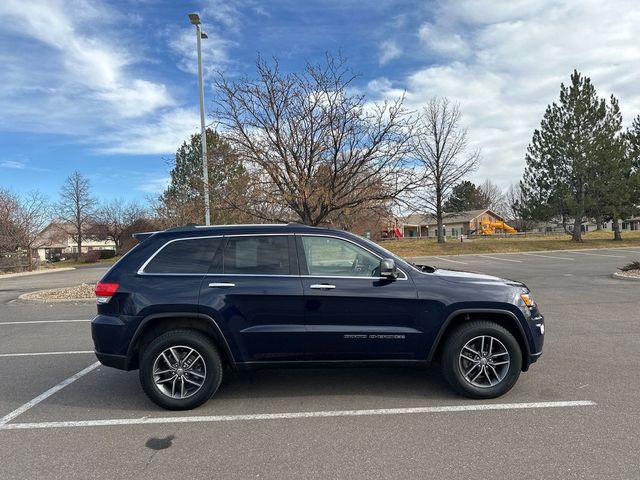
[
  {"left": 571, "top": 251, "right": 628, "bottom": 258},
  {"left": 0, "top": 351, "right": 94, "bottom": 358},
  {"left": 0, "top": 362, "right": 100, "bottom": 427},
  {"left": 0, "top": 319, "right": 90, "bottom": 326},
  {"left": 433, "top": 256, "right": 469, "bottom": 265},
  {"left": 521, "top": 253, "right": 575, "bottom": 261},
  {"left": 0, "top": 400, "right": 596, "bottom": 430},
  {"left": 479, "top": 255, "right": 523, "bottom": 263}
]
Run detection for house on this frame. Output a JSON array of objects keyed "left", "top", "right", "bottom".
[
  {"left": 399, "top": 209, "right": 509, "bottom": 238},
  {"left": 530, "top": 216, "right": 640, "bottom": 234},
  {"left": 33, "top": 223, "right": 116, "bottom": 262}
]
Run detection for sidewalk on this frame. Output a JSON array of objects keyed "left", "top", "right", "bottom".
[{"left": 0, "top": 267, "right": 75, "bottom": 279}]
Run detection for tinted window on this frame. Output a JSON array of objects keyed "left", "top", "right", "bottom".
[
  {"left": 223, "top": 236, "right": 290, "bottom": 275},
  {"left": 301, "top": 236, "right": 379, "bottom": 277},
  {"left": 144, "top": 237, "right": 221, "bottom": 274}
]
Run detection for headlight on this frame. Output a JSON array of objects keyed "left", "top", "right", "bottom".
[{"left": 520, "top": 293, "right": 536, "bottom": 309}]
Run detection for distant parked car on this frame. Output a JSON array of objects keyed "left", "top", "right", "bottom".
[{"left": 92, "top": 224, "right": 545, "bottom": 410}]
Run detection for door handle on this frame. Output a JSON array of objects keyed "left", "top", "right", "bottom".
[
  {"left": 208, "top": 282, "right": 235, "bottom": 288},
  {"left": 310, "top": 284, "right": 336, "bottom": 290}
]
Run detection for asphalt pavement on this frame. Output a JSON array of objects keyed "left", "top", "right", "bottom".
[{"left": 0, "top": 247, "right": 639, "bottom": 479}]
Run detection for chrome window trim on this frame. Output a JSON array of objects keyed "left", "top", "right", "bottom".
[
  {"left": 224, "top": 233, "right": 290, "bottom": 237},
  {"left": 296, "top": 233, "right": 408, "bottom": 281},
  {"left": 138, "top": 233, "right": 290, "bottom": 276},
  {"left": 194, "top": 223, "right": 287, "bottom": 228},
  {"left": 138, "top": 231, "right": 408, "bottom": 280},
  {"left": 138, "top": 272, "right": 402, "bottom": 280}
]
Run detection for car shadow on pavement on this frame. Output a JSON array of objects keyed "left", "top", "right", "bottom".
[{"left": 24, "top": 364, "right": 464, "bottom": 418}]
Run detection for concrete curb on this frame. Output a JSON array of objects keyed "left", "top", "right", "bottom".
[
  {"left": 612, "top": 272, "right": 640, "bottom": 282},
  {"left": 18, "top": 291, "right": 95, "bottom": 304},
  {"left": 0, "top": 267, "right": 76, "bottom": 279}
]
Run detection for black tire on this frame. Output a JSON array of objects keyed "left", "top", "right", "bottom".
[
  {"left": 139, "top": 329, "right": 223, "bottom": 410},
  {"left": 441, "top": 321, "right": 522, "bottom": 399}
]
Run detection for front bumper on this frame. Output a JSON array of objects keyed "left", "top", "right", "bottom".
[{"left": 524, "top": 313, "right": 544, "bottom": 369}]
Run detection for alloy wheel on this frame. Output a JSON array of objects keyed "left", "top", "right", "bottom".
[
  {"left": 458, "top": 335, "right": 511, "bottom": 388},
  {"left": 152, "top": 345, "right": 207, "bottom": 399}
]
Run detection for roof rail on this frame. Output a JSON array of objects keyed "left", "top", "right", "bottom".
[{"left": 132, "top": 231, "right": 160, "bottom": 242}]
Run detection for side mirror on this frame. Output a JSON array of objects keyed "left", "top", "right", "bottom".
[{"left": 379, "top": 258, "right": 398, "bottom": 280}]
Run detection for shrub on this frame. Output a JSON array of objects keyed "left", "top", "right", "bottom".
[
  {"left": 618, "top": 261, "right": 640, "bottom": 272},
  {"left": 80, "top": 250, "right": 100, "bottom": 263},
  {"left": 99, "top": 249, "right": 116, "bottom": 259}
]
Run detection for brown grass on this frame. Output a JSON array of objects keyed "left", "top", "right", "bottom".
[{"left": 379, "top": 230, "right": 640, "bottom": 257}]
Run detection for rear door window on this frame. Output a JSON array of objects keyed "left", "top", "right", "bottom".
[
  {"left": 223, "top": 235, "right": 291, "bottom": 275},
  {"left": 143, "top": 237, "right": 222, "bottom": 274}
]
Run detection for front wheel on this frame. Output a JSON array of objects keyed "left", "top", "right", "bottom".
[
  {"left": 441, "top": 321, "right": 522, "bottom": 399},
  {"left": 139, "top": 330, "right": 223, "bottom": 410}
]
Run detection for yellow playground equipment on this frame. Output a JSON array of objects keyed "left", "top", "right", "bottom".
[{"left": 480, "top": 220, "right": 517, "bottom": 235}]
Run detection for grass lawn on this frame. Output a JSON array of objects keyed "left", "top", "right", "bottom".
[{"left": 380, "top": 230, "right": 640, "bottom": 257}]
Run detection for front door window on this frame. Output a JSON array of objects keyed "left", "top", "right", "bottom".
[{"left": 301, "top": 236, "right": 379, "bottom": 277}]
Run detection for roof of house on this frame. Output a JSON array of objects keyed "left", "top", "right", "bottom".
[{"left": 402, "top": 209, "right": 505, "bottom": 226}]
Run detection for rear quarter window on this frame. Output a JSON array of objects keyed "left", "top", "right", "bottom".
[{"left": 143, "top": 237, "right": 222, "bottom": 274}]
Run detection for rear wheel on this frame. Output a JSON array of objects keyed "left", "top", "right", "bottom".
[
  {"left": 441, "top": 321, "right": 522, "bottom": 399},
  {"left": 139, "top": 330, "right": 223, "bottom": 410}
]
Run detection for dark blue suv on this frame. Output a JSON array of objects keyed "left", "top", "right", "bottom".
[{"left": 92, "top": 224, "right": 544, "bottom": 410}]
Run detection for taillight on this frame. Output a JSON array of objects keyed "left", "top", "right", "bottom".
[{"left": 95, "top": 282, "right": 119, "bottom": 304}]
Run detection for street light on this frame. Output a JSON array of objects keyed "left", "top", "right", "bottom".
[{"left": 188, "top": 13, "right": 211, "bottom": 226}]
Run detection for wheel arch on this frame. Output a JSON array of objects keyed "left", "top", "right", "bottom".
[
  {"left": 126, "top": 312, "right": 235, "bottom": 370},
  {"left": 428, "top": 308, "right": 532, "bottom": 371}
]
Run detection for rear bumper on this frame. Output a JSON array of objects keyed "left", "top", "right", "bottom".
[
  {"left": 91, "top": 314, "right": 139, "bottom": 370},
  {"left": 95, "top": 351, "right": 129, "bottom": 370}
]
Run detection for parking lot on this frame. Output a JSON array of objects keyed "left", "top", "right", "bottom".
[{"left": 1, "top": 247, "right": 639, "bottom": 479}]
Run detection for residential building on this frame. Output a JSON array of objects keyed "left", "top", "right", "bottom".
[
  {"left": 399, "top": 209, "right": 509, "bottom": 238},
  {"left": 530, "top": 217, "right": 640, "bottom": 234},
  {"left": 33, "top": 223, "right": 116, "bottom": 262}
]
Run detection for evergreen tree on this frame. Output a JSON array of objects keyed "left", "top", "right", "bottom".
[
  {"left": 444, "top": 181, "right": 484, "bottom": 212},
  {"left": 628, "top": 116, "right": 640, "bottom": 169},
  {"left": 158, "top": 129, "right": 249, "bottom": 226},
  {"left": 588, "top": 96, "right": 637, "bottom": 240},
  {"left": 519, "top": 71, "right": 614, "bottom": 242}
]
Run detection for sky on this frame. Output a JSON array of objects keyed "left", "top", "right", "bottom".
[{"left": 1, "top": 0, "right": 640, "bottom": 206}]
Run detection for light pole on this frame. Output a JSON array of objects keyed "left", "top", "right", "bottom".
[{"left": 188, "top": 13, "right": 211, "bottom": 226}]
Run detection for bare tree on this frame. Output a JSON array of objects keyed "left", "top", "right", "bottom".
[
  {"left": 0, "top": 189, "right": 51, "bottom": 270},
  {"left": 0, "top": 189, "right": 21, "bottom": 252},
  {"left": 13, "top": 191, "right": 51, "bottom": 269},
  {"left": 95, "top": 199, "right": 147, "bottom": 253},
  {"left": 213, "top": 54, "right": 416, "bottom": 226},
  {"left": 477, "top": 179, "right": 508, "bottom": 217},
  {"left": 409, "top": 97, "right": 480, "bottom": 243},
  {"left": 56, "top": 171, "right": 95, "bottom": 256}
]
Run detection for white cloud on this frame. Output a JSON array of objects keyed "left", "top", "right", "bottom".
[
  {"left": 372, "top": 0, "right": 640, "bottom": 189},
  {"left": 96, "top": 108, "right": 201, "bottom": 155},
  {"left": 418, "top": 23, "right": 470, "bottom": 58},
  {"left": 0, "top": 159, "right": 49, "bottom": 172},
  {"left": 169, "top": 28, "right": 234, "bottom": 78},
  {"left": 0, "top": 0, "right": 174, "bottom": 120},
  {"left": 379, "top": 40, "right": 402, "bottom": 65},
  {"left": 1, "top": 160, "right": 26, "bottom": 169},
  {"left": 138, "top": 176, "right": 171, "bottom": 194}
]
